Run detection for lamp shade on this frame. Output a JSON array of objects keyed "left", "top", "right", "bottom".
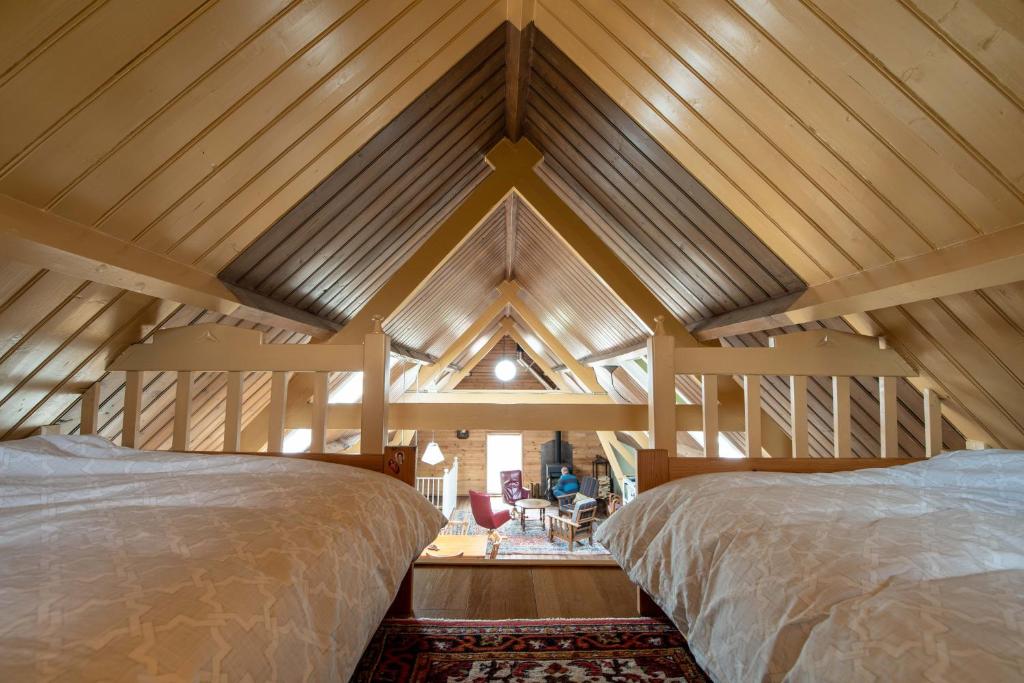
[{"left": 421, "top": 441, "right": 445, "bottom": 465}]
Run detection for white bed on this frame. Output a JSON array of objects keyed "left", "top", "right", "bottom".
[
  {"left": 0, "top": 435, "right": 445, "bottom": 682},
  {"left": 595, "top": 450, "right": 1024, "bottom": 682}
]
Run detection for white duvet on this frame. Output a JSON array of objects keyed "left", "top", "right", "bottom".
[
  {"left": 0, "top": 435, "right": 445, "bottom": 682},
  {"left": 595, "top": 450, "right": 1024, "bottom": 682}
]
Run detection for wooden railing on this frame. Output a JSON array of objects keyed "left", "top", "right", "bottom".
[
  {"left": 647, "top": 322, "right": 942, "bottom": 459},
  {"left": 93, "top": 320, "right": 390, "bottom": 454},
  {"left": 415, "top": 457, "right": 459, "bottom": 519}
]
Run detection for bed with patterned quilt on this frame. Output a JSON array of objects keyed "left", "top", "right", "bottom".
[
  {"left": 595, "top": 449, "right": 1024, "bottom": 682},
  {"left": 0, "top": 435, "right": 445, "bottom": 682}
]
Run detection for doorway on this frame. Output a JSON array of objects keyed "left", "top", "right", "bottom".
[{"left": 486, "top": 433, "right": 523, "bottom": 494}]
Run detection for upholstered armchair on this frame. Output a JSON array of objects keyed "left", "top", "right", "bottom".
[
  {"left": 556, "top": 476, "right": 599, "bottom": 516},
  {"left": 500, "top": 470, "right": 530, "bottom": 514},
  {"left": 469, "top": 490, "right": 510, "bottom": 547},
  {"left": 547, "top": 496, "right": 598, "bottom": 551}
]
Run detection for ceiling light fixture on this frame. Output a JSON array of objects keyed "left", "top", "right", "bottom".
[
  {"left": 421, "top": 431, "right": 445, "bottom": 465},
  {"left": 494, "top": 358, "right": 517, "bottom": 382}
]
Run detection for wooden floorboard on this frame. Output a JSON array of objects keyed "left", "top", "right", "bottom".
[{"left": 413, "top": 566, "right": 637, "bottom": 619}]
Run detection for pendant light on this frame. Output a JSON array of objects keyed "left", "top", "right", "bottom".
[{"left": 421, "top": 430, "right": 444, "bottom": 465}]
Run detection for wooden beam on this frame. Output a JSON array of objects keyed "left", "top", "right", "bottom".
[
  {"left": 743, "top": 375, "right": 762, "bottom": 458},
  {"left": 647, "top": 319, "right": 676, "bottom": 455},
  {"left": 832, "top": 376, "right": 851, "bottom": 458},
  {"left": 502, "top": 281, "right": 601, "bottom": 391},
  {"left": 702, "top": 374, "right": 719, "bottom": 459},
  {"left": 690, "top": 221, "right": 1024, "bottom": 340},
  {"left": 360, "top": 318, "right": 391, "bottom": 454},
  {"left": 672, "top": 331, "right": 914, "bottom": 377},
  {"left": 579, "top": 339, "right": 647, "bottom": 367},
  {"left": 311, "top": 371, "right": 329, "bottom": 453},
  {"left": 879, "top": 376, "right": 899, "bottom": 458},
  {"left": 924, "top": 389, "right": 943, "bottom": 458},
  {"left": 267, "top": 372, "right": 288, "bottom": 454},
  {"left": 122, "top": 371, "right": 143, "bottom": 448},
  {"left": 504, "top": 21, "right": 534, "bottom": 141},
  {"left": 223, "top": 371, "right": 243, "bottom": 452},
  {"left": 110, "top": 324, "right": 362, "bottom": 373},
  {"left": 290, "top": 402, "right": 731, "bottom": 432},
  {"left": 507, "top": 326, "right": 572, "bottom": 392},
  {"left": 399, "top": 390, "right": 611, "bottom": 404},
  {"left": 79, "top": 384, "right": 101, "bottom": 436},
  {"left": 171, "top": 371, "right": 193, "bottom": 452},
  {"left": 790, "top": 376, "right": 808, "bottom": 458},
  {"left": 438, "top": 319, "right": 512, "bottom": 390},
  {"left": 417, "top": 294, "right": 511, "bottom": 389},
  {"left": 0, "top": 194, "right": 338, "bottom": 339}
]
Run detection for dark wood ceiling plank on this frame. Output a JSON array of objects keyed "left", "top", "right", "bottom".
[
  {"left": 530, "top": 30, "right": 802, "bottom": 296},
  {"left": 218, "top": 25, "right": 507, "bottom": 285},
  {"left": 504, "top": 21, "right": 534, "bottom": 140},
  {"left": 527, "top": 87, "right": 745, "bottom": 312},
  {"left": 248, "top": 57, "right": 506, "bottom": 299},
  {"left": 300, "top": 109, "right": 505, "bottom": 318},
  {"left": 529, "top": 51, "right": 789, "bottom": 303},
  {"left": 274, "top": 85, "right": 506, "bottom": 309}
]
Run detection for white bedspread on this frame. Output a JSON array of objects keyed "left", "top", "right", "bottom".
[
  {"left": 595, "top": 450, "right": 1024, "bottom": 682},
  {"left": 0, "top": 435, "right": 445, "bottom": 682}
]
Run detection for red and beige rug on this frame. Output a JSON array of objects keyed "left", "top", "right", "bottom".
[{"left": 352, "top": 617, "right": 710, "bottom": 682}]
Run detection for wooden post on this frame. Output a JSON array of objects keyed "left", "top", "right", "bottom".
[
  {"left": 924, "top": 389, "right": 943, "bottom": 458},
  {"left": 268, "top": 371, "right": 287, "bottom": 453},
  {"left": 646, "top": 317, "right": 676, "bottom": 456},
  {"left": 636, "top": 447, "right": 670, "bottom": 618},
  {"left": 311, "top": 371, "right": 329, "bottom": 453},
  {"left": 832, "top": 376, "right": 851, "bottom": 458},
  {"left": 701, "top": 374, "right": 719, "bottom": 459},
  {"left": 790, "top": 375, "right": 808, "bottom": 458},
  {"left": 879, "top": 376, "right": 898, "bottom": 458},
  {"left": 223, "top": 371, "right": 243, "bottom": 452},
  {"left": 361, "top": 315, "right": 391, "bottom": 455},
  {"left": 172, "top": 371, "right": 193, "bottom": 452},
  {"left": 743, "top": 375, "right": 762, "bottom": 458},
  {"left": 122, "top": 370, "right": 143, "bottom": 448},
  {"left": 80, "top": 384, "right": 101, "bottom": 436}
]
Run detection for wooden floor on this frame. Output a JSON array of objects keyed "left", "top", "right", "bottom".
[{"left": 413, "top": 565, "right": 638, "bottom": 619}]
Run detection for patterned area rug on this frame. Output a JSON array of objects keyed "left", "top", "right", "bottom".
[
  {"left": 353, "top": 618, "right": 710, "bottom": 682},
  {"left": 443, "top": 508, "right": 610, "bottom": 557}
]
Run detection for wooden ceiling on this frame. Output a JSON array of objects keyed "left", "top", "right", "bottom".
[{"left": 0, "top": 1, "right": 1019, "bottom": 450}]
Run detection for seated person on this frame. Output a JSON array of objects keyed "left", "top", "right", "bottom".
[{"left": 551, "top": 466, "right": 579, "bottom": 499}]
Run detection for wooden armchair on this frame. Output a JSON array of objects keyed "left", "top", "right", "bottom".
[
  {"left": 556, "top": 476, "right": 599, "bottom": 516},
  {"left": 547, "top": 498, "right": 598, "bottom": 551}
]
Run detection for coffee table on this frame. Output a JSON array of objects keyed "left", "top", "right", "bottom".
[{"left": 515, "top": 498, "right": 550, "bottom": 531}]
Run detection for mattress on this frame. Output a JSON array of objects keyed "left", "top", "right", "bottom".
[
  {"left": 595, "top": 450, "right": 1024, "bottom": 682},
  {"left": 0, "top": 435, "right": 445, "bottom": 682}
]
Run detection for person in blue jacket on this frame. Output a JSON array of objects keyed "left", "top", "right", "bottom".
[{"left": 552, "top": 466, "right": 579, "bottom": 499}]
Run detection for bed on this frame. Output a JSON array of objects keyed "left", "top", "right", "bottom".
[
  {"left": 0, "top": 435, "right": 446, "bottom": 681},
  {"left": 595, "top": 449, "right": 1024, "bottom": 682}
]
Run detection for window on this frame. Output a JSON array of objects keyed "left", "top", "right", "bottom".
[{"left": 486, "top": 433, "right": 523, "bottom": 494}]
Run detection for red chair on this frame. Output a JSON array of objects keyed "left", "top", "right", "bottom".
[
  {"left": 469, "top": 490, "right": 511, "bottom": 546},
  {"left": 500, "top": 470, "right": 530, "bottom": 513}
]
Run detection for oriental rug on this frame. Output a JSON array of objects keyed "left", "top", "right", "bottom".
[{"left": 352, "top": 617, "right": 710, "bottom": 682}]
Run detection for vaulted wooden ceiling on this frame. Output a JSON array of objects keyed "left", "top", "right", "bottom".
[{"left": 0, "top": 0, "right": 1020, "bottom": 452}]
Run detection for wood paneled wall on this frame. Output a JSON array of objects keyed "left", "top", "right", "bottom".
[{"left": 416, "top": 428, "right": 604, "bottom": 496}]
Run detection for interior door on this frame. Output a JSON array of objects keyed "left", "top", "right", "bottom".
[{"left": 486, "top": 433, "right": 523, "bottom": 494}]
